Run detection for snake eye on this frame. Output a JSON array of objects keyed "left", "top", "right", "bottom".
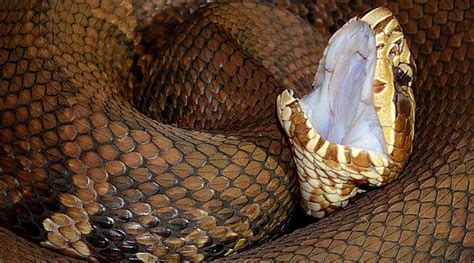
[{"left": 394, "top": 65, "right": 412, "bottom": 86}]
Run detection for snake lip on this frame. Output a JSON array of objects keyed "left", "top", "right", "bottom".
[{"left": 276, "top": 7, "right": 416, "bottom": 218}]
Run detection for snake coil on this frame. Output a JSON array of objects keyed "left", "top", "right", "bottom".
[{"left": 0, "top": 0, "right": 472, "bottom": 262}]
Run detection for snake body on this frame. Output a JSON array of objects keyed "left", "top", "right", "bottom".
[{"left": 0, "top": 0, "right": 472, "bottom": 262}]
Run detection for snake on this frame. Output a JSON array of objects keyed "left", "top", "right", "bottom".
[{"left": 0, "top": 0, "right": 472, "bottom": 262}]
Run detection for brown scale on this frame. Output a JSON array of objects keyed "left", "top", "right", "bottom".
[{"left": 0, "top": 0, "right": 473, "bottom": 262}]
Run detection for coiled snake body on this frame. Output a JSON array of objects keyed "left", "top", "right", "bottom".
[{"left": 0, "top": 0, "right": 472, "bottom": 262}]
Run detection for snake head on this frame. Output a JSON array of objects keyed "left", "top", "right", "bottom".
[{"left": 276, "top": 7, "right": 416, "bottom": 218}]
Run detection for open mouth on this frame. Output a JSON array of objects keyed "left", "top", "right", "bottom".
[
  {"left": 298, "top": 20, "right": 387, "bottom": 156},
  {"left": 276, "top": 6, "right": 416, "bottom": 218}
]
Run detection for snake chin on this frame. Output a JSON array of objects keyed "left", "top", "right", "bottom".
[{"left": 299, "top": 20, "right": 386, "bottom": 156}]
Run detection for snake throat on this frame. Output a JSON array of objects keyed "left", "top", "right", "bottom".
[{"left": 277, "top": 7, "right": 416, "bottom": 218}]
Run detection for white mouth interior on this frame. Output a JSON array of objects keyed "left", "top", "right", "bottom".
[{"left": 299, "top": 21, "right": 387, "bottom": 155}]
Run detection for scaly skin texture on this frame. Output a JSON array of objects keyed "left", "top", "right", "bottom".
[
  {"left": 0, "top": 0, "right": 472, "bottom": 262},
  {"left": 0, "top": 1, "right": 324, "bottom": 261}
]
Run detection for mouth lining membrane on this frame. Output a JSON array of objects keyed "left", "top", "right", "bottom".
[{"left": 299, "top": 20, "right": 387, "bottom": 155}]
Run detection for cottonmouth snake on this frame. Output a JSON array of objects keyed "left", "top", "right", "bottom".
[{"left": 0, "top": 0, "right": 472, "bottom": 262}]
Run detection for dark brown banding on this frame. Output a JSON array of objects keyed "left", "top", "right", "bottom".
[
  {"left": 358, "top": 6, "right": 379, "bottom": 20},
  {"left": 396, "top": 92, "right": 412, "bottom": 118},
  {"left": 313, "top": 136, "right": 326, "bottom": 152},
  {"left": 350, "top": 151, "right": 371, "bottom": 168},
  {"left": 373, "top": 15, "right": 394, "bottom": 33},
  {"left": 324, "top": 143, "right": 339, "bottom": 162}
]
